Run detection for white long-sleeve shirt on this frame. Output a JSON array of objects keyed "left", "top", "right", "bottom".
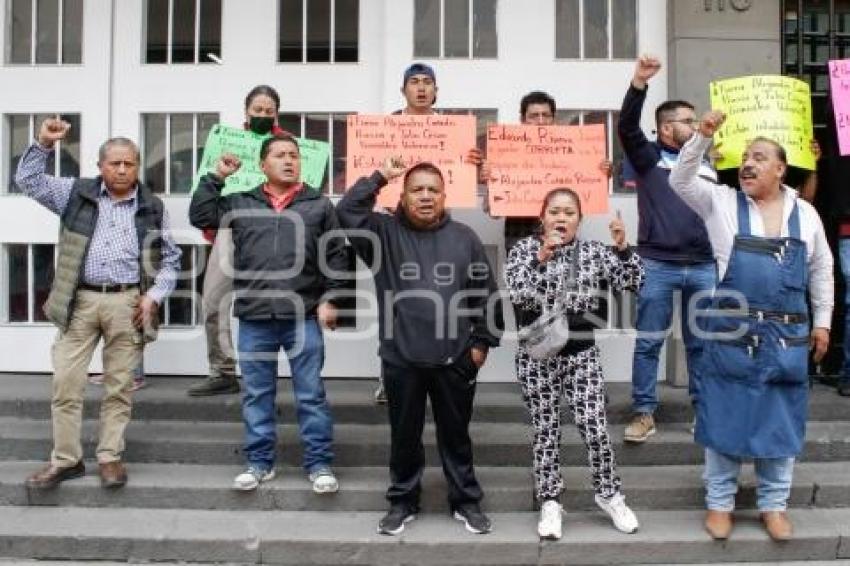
[{"left": 669, "top": 133, "right": 834, "bottom": 330}]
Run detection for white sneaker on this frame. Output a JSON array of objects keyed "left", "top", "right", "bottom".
[
  {"left": 232, "top": 467, "right": 275, "bottom": 491},
  {"left": 308, "top": 468, "right": 339, "bottom": 494},
  {"left": 595, "top": 493, "right": 639, "bottom": 534},
  {"left": 537, "top": 500, "right": 563, "bottom": 540}
]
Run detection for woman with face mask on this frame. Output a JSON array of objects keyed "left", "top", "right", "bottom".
[
  {"left": 504, "top": 188, "right": 644, "bottom": 540},
  {"left": 187, "top": 85, "right": 289, "bottom": 397}
]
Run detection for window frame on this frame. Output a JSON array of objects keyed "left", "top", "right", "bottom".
[
  {"left": 161, "top": 243, "right": 204, "bottom": 327},
  {"left": 413, "top": 0, "right": 498, "bottom": 60},
  {"left": 5, "top": 0, "right": 84, "bottom": 65},
  {"left": 139, "top": 111, "right": 218, "bottom": 195},
  {"left": 1, "top": 242, "right": 56, "bottom": 325},
  {"left": 142, "top": 0, "right": 221, "bottom": 65},
  {"left": 554, "top": 0, "right": 638, "bottom": 61},
  {"left": 277, "top": 0, "right": 360, "bottom": 64}
]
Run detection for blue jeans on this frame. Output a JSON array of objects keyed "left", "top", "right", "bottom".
[
  {"left": 703, "top": 448, "right": 794, "bottom": 512},
  {"left": 631, "top": 258, "right": 716, "bottom": 414},
  {"left": 839, "top": 240, "right": 850, "bottom": 386},
  {"left": 237, "top": 318, "right": 333, "bottom": 474}
]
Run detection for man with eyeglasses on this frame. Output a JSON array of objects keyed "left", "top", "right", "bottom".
[{"left": 618, "top": 55, "right": 718, "bottom": 444}]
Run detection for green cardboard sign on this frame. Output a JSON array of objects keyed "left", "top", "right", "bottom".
[{"left": 192, "top": 124, "right": 330, "bottom": 195}]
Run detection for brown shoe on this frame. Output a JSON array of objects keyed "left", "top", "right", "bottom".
[
  {"left": 98, "top": 461, "right": 128, "bottom": 488},
  {"left": 704, "top": 510, "right": 733, "bottom": 540},
  {"left": 25, "top": 461, "right": 85, "bottom": 489},
  {"left": 761, "top": 511, "right": 793, "bottom": 541},
  {"left": 624, "top": 413, "right": 656, "bottom": 443}
]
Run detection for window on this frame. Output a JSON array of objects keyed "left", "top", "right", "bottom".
[
  {"left": 144, "top": 0, "right": 221, "bottom": 64},
  {"left": 4, "top": 113, "right": 80, "bottom": 193},
  {"left": 782, "top": 0, "right": 850, "bottom": 132},
  {"left": 6, "top": 0, "right": 83, "bottom": 64},
  {"left": 555, "top": 0, "right": 637, "bottom": 60},
  {"left": 140, "top": 112, "right": 217, "bottom": 194},
  {"left": 278, "top": 0, "right": 359, "bottom": 63},
  {"left": 3, "top": 243, "right": 54, "bottom": 323},
  {"left": 414, "top": 0, "right": 497, "bottom": 58},
  {"left": 278, "top": 112, "right": 350, "bottom": 195},
  {"left": 556, "top": 109, "right": 627, "bottom": 193},
  {"left": 162, "top": 244, "right": 205, "bottom": 327}
]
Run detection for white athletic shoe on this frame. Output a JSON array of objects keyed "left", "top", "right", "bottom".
[
  {"left": 537, "top": 500, "right": 563, "bottom": 540},
  {"left": 595, "top": 493, "right": 639, "bottom": 534},
  {"left": 232, "top": 467, "right": 275, "bottom": 491},
  {"left": 309, "top": 468, "right": 339, "bottom": 494}
]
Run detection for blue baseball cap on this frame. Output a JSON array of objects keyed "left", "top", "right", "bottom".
[{"left": 403, "top": 63, "right": 436, "bottom": 86}]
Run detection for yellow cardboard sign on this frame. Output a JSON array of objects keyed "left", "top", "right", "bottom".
[{"left": 710, "top": 75, "right": 815, "bottom": 170}]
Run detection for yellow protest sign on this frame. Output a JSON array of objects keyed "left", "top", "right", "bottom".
[{"left": 710, "top": 75, "right": 815, "bottom": 170}]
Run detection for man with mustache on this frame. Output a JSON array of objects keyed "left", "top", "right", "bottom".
[
  {"left": 336, "top": 158, "right": 503, "bottom": 536},
  {"left": 669, "top": 111, "right": 833, "bottom": 541},
  {"left": 190, "top": 135, "right": 348, "bottom": 494}
]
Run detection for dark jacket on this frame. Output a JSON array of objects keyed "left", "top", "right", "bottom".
[
  {"left": 190, "top": 173, "right": 348, "bottom": 320},
  {"left": 48, "top": 177, "right": 164, "bottom": 333},
  {"left": 336, "top": 172, "right": 503, "bottom": 367},
  {"left": 618, "top": 84, "right": 714, "bottom": 264}
]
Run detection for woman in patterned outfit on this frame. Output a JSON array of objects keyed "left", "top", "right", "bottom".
[{"left": 505, "top": 188, "right": 644, "bottom": 540}]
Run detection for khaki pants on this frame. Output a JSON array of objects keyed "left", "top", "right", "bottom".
[
  {"left": 51, "top": 289, "right": 142, "bottom": 466},
  {"left": 202, "top": 230, "right": 236, "bottom": 377}
]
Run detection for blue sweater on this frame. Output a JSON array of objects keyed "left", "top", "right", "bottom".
[{"left": 618, "top": 85, "right": 714, "bottom": 264}]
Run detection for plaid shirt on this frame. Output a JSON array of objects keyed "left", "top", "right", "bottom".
[{"left": 15, "top": 143, "right": 181, "bottom": 304}]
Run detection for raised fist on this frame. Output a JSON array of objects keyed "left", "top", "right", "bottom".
[
  {"left": 609, "top": 211, "right": 627, "bottom": 251},
  {"left": 37, "top": 116, "right": 71, "bottom": 148},
  {"left": 632, "top": 55, "right": 662, "bottom": 88},
  {"left": 215, "top": 153, "right": 241, "bottom": 179},
  {"left": 699, "top": 111, "right": 726, "bottom": 138},
  {"left": 379, "top": 156, "right": 407, "bottom": 182}
]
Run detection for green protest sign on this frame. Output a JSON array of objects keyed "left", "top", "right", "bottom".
[{"left": 192, "top": 124, "right": 330, "bottom": 195}]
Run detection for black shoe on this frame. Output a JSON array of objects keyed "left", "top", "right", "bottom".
[
  {"left": 187, "top": 375, "right": 240, "bottom": 397},
  {"left": 377, "top": 503, "right": 418, "bottom": 536},
  {"left": 839, "top": 381, "right": 850, "bottom": 397},
  {"left": 453, "top": 502, "right": 492, "bottom": 534}
]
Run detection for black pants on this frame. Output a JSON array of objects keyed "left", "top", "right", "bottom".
[{"left": 383, "top": 356, "right": 483, "bottom": 509}]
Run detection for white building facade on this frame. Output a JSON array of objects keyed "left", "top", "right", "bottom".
[{"left": 0, "top": 0, "right": 671, "bottom": 380}]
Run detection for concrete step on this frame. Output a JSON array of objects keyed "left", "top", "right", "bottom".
[
  {"left": 1, "top": 375, "right": 846, "bottom": 425},
  {"left": 2, "top": 461, "right": 849, "bottom": 513},
  {"left": 2, "top": 417, "right": 850, "bottom": 467},
  {"left": 0, "top": 505, "right": 847, "bottom": 565}
]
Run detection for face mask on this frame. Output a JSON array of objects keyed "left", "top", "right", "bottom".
[{"left": 248, "top": 116, "right": 275, "bottom": 135}]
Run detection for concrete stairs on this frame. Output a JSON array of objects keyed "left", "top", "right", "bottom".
[{"left": 0, "top": 375, "right": 849, "bottom": 564}]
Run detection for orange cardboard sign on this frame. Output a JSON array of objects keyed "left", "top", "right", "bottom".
[
  {"left": 486, "top": 124, "right": 608, "bottom": 217},
  {"left": 345, "top": 114, "right": 478, "bottom": 208}
]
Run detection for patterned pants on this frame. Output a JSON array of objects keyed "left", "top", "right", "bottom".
[{"left": 517, "top": 345, "right": 622, "bottom": 501}]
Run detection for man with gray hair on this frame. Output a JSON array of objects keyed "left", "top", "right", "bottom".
[{"left": 15, "top": 116, "right": 181, "bottom": 490}]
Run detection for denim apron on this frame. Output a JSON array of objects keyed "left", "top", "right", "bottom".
[{"left": 695, "top": 191, "right": 809, "bottom": 458}]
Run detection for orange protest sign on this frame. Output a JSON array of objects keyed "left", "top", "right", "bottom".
[
  {"left": 345, "top": 114, "right": 478, "bottom": 208},
  {"left": 486, "top": 124, "right": 608, "bottom": 217}
]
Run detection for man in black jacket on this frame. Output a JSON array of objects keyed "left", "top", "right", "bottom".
[
  {"left": 336, "top": 159, "right": 503, "bottom": 536},
  {"left": 618, "top": 55, "right": 718, "bottom": 443},
  {"left": 190, "top": 135, "right": 348, "bottom": 494}
]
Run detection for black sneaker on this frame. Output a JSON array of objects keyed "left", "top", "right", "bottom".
[
  {"left": 187, "top": 375, "right": 240, "bottom": 397},
  {"left": 453, "top": 502, "right": 492, "bottom": 534},
  {"left": 377, "top": 503, "right": 417, "bottom": 535},
  {"left": 839, "top": 381, "right": 850, "bottom": 397}
]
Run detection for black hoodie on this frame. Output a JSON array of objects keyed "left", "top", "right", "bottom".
[{"left": 336, "top": 172, "right": 503, "bottom": 367}]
